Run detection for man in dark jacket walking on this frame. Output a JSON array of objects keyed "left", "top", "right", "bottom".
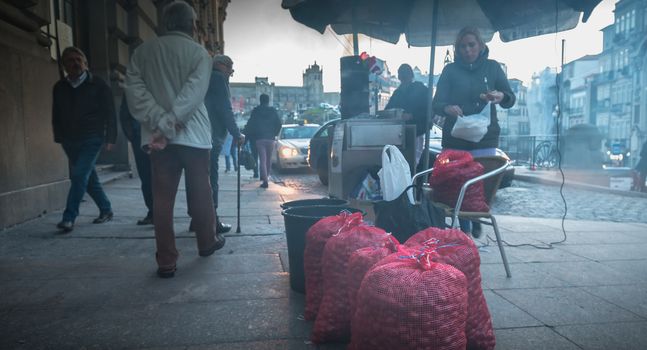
[
  {"left": 244, "top": 94, "right": 282, "bottom": 188},
  {"left": 52, "top": 46, "right": 117, "bottom": 232},
  {"left": 203, "top": 54, "right": 245, "bottom": 232}
]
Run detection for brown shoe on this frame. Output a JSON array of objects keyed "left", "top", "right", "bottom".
[
  {"left": 156, "top": 266, "right": 176, "bottom": 278},
  {"left": 199, "top": 234, "right": 226, "bottom": 257}
]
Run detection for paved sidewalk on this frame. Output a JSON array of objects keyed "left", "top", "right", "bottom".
[{"left": 1, "top": 165, "right": 646, "bottom": 349}]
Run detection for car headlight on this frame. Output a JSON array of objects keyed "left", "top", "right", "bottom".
[{"left": 280, "top": 146, "right": 298, "bottom": 157}]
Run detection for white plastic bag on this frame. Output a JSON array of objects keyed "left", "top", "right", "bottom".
[
  {"left": 450, "top": 103, "right": 491, "bottom": 143},
  {"left": 378, "top": 145, "right": 414, "bottom": 204}
]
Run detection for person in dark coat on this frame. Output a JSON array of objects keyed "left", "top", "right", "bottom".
[
  {"left": 119, "top": 97, "right": 153, "bottom": 225},
  {"left": 385, "top": 63, "right": 429, "bottom": 167},
  {"left": 244, "top": 94, "right": 282, "bottom": 188},
  {"left": 432, "top": 26, "right": 516, "bottom": 238},
  {"left": 634, "top": 140, "right": 647, "bottom": 192},
  {"left": 52, "top": 46, "right": 117, "bottom": 233},
  {"left": 202, "top": 54, "right": 245, "bottom": 233}
]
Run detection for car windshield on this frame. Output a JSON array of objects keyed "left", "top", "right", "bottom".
[{"left": 280, "top": 127, "right": 318, "bottom": 139}]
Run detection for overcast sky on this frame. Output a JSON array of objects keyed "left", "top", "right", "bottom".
[{"left": 223, "top": 0, "right": 617, "bottom": 91}]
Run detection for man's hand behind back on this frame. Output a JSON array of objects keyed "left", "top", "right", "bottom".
[{"left": 237, "top": 133, "right": 246, "bottom": 145}]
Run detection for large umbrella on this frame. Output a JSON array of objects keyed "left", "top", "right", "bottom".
[{"left": 282, "top": 0, "right": 603, "bottom": 170}]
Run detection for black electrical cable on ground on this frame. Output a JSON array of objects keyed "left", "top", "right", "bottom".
[{"left": 478, "top": 0, "right": 569, "bottom": 250}]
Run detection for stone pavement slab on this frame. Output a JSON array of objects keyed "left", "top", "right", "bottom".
[
  {"left": 495, "top": 326, "right": 581, "bottom": 350},
  {"left": 483, "top": 290, "right": 542, "bottom": 328},
  {"left": 553, "top": 322, "right": 647, "bottom": 350},
  {"left": 495, "top": 287, "right": 642, "bottom": 326},
  {"left": 583, "top": 284, "right": 647, "bottom": 319}
]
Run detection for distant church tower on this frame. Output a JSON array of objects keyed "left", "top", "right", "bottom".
[{"left": 303, "top": 62, "right": 324, "bottom": 108}]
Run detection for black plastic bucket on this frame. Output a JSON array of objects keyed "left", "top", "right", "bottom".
[
  {"left": 280, "top": 198, "right": 349, "bottom": 210},
  {"left": 281, "top": 205, "right": 363, "bottom": 294}
]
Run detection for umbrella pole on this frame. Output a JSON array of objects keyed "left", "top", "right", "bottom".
[
  {"left": 351, "top": 0, "right": 359, "bottom": 55},
  {"left": 236, "top": 143, "right": 241, "bottom": 234},
  {"left": 422, "top": 0, "right": 440, "bottom": 172}
]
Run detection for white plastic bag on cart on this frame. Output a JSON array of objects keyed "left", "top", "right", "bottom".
[
  {"left": 451, "top": 103, "right": 491, "bottom": 143},
  {"left": 378, "top": 145, "right": 414, "bottom": 204}
]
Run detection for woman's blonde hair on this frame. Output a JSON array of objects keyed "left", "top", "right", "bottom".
[{"left": 454, "top": 27, "right": 485, "bottom": 57}]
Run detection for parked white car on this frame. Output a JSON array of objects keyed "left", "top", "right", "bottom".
[{"left": 272, "top": 124, "right": 320, "bottom": 170}]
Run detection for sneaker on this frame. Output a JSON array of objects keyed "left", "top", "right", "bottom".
[
  {"left": 93, "top": 212, "right": 113, "bottom": 224},
  {"left": 260, "top": 181, "right": 269, "bottom": 188},
  {"left": 137, "top": 215, "right": 153, "bottom": 226},
  {"left": 199, "top": 234, "right": 226, "bottom": 257},
  {"left": 56, "top": 221, "right": 74, "bottom": 233}
]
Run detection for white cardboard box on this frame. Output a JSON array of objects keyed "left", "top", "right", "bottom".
[{"left": 609, "top": 177, "right": 633, "bottom": 191}]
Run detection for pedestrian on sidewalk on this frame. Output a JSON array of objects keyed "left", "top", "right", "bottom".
[
  {"left": 634, "top": 140, "right": 647, "bottom": 192},
  {"left": 222, "top": 132, "right": 238, "bottom": 172},
  {"left": 385, "top": 63, "right": 429, "bottom": 170},
  {"left": 124, "top": 1, "right": 225, "bottom": 278},
  {"left": 432, "top": 26, "right": 516, "bottom": 238},
  {"left": 203, "top": 54, "right": 245, "bottom": 233},
  {"left": 119, "top": 97, "right": 153, "bottom": 225},
  {"left": 52, "top": 46, "right": 117, "bottom": 233},
  {"left": 244, "top": 94, "right": 282, "bottom": 188}
]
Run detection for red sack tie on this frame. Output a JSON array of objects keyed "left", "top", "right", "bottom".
[
  {"left": 348, "top": 247, "right": 468, "bottom": 350},
  {"left": 405, "top": 227, "right": 496, "bottom": 350},
  {"left": 303, "top": 211, "right": 363, "bottom": 321},
  {"left": 429, "top": 150, "right": 489, "bottom": 212},
  {"left": 311, "top": 225, "right": 393, "bottom": 344}
]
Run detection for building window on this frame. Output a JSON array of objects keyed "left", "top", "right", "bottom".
[
  {"left": 41, "top": 0, "right": 76, "bottom": 61},
  {"left": 616, "top": 15, "right": 620, "bottom": 33},
  {"left": 598, "top": 84, "right": 610, "bottom": 101},
  {"left": 623, "top": 48, "right": 629, "bottom": 67},
  {"left": 630, "top": 9, "right": 636, "bottom": 30}
]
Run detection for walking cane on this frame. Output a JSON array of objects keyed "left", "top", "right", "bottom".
[{"left": 236, "top": 142, "right": 241, "bottom": 233}]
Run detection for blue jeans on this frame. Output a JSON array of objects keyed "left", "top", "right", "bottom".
[{"left": 61, "top": 137, "right": 112, "bottom": 222}]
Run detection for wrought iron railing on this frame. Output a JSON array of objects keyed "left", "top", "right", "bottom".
[{"left": 498, "top": 134, "right": 559, "bottom": 169}]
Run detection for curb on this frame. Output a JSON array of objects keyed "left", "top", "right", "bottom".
[{"left": 514, "top": 172, "right": 647, "bottom": 198}]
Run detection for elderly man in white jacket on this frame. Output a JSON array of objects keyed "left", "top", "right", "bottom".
[{"left": 124, "top": 1, "right": 224, "bottom": 278}]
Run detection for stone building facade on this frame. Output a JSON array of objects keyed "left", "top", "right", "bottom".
[
  {"left": 0, "top": 0, "right": 230, "bottom": 228},
  {"left": 555, "top": 0, "right": 647, "bottom": 167},
  {"left": 229, "top": 62, "right": 327, "bottom": 119}
]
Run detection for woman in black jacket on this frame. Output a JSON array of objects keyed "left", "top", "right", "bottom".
[{"left": 432, "top": 27, "right": 516, "bottom": 237}]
